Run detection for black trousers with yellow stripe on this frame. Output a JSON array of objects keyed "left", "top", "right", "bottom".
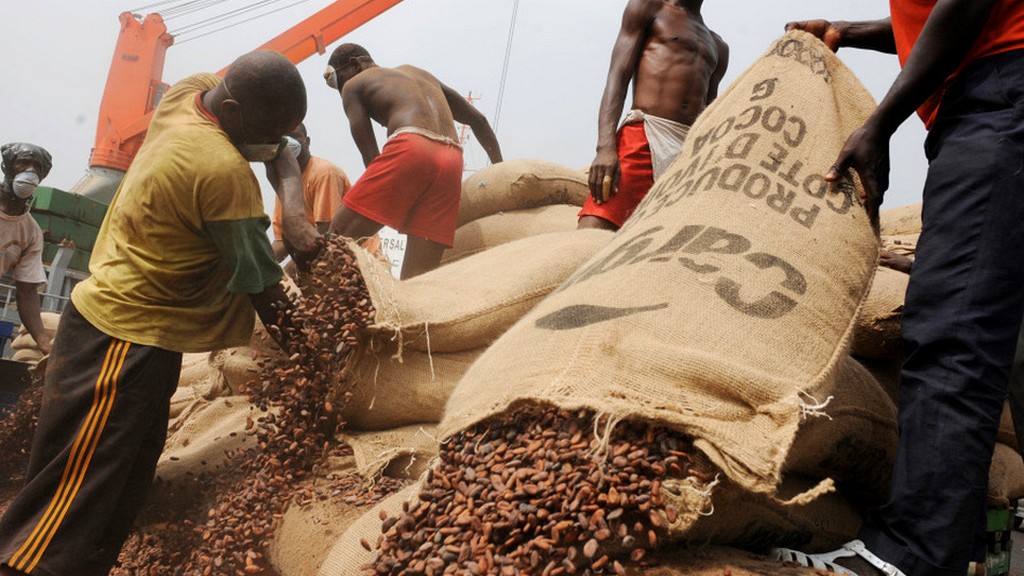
[{"left": 0, "top": 302, "right": 182, "bottom": 576}]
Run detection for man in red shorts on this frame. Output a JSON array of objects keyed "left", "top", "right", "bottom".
[
  {"left": 579, "top": 0, "right": 729, "bottom": 231},
  {"left": 312, "top": 43, "right": 502, "bottom": 279}
]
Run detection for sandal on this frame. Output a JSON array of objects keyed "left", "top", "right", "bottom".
[{"left": 769, "top": 540, "right": 907, "bottom": 576}]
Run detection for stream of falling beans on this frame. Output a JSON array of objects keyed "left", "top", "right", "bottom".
[{"left": 108, "top": 235, "right": 410, "bottom": 576}]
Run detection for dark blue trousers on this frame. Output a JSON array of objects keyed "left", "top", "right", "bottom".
[{"left": 859, "top": 49, "right": 1024, "bottom": 576}]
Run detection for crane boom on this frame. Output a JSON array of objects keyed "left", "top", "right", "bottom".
[
  {"left": 73, "top": 0, "right": 404, "bottom": 202},
  {"left": 240, "top": 0, "right": 404, "bottom": 70}
]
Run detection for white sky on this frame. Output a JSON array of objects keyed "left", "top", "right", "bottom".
[{"left": 0, "top": 1, "right": 925, "bottom": 210}]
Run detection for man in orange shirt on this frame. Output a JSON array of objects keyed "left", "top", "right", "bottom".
[
  {"left": 271, "top": 122, "right": 351, "bottom": 263},
  {"left": 772, "top": 2, "right": 1024, "bottom": 575}
]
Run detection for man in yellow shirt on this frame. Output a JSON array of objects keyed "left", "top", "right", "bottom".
[
  {"left": 271, "top": 122, "right": 351, "bottom": 263},
  {"left": 0, "top": 50, "right": 306, "bottom": 576}
]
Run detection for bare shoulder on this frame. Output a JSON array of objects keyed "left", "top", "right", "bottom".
[
  {"left": 395, "top": 64, "right": 441, "bottom": 84},
  {"left": 624, "top": 0, "right": 663, "bottom": 22},
  {"left": 711, "top": 29, "right": 729, "bottom": 53}
]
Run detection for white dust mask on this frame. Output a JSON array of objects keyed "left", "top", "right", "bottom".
[
  {"left": 11, "top": 172, "right": 39, "bottom": 199},
  {"left": 324, "top": 66, "right": 339, "bottom": 89},
  {"left": 284, "top": 136, "right": 303, "bottom": 159}
]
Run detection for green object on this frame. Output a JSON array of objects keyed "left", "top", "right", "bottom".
[
  {"left": 31, "top": 187, "right": 108, "bottom": 228},
  {"left": 986, "top": 549, "right": 1011, "bottom": 576},
  {"left": 31, "top": 213, "right": 100, "bottom": 252},
  {"left": 982, "top": 506, "right": 1013, "bottom": 576},
  {"left": 987, "top": 507, "right": 1013, "bottom": 532},
  {"left": 41, "top": 242, "right": 91, "bottom": 273}
]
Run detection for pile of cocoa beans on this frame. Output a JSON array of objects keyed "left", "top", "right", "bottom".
[
  {"left": 0, "top": 380, "right": 42, "bottom": 487},
  {"left": 365, "top": 407, "right": 713, "bottom": 576}
]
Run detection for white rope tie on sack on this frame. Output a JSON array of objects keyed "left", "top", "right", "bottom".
[{"left": 797, "top": 389, "right": 835, "bottom": 421}]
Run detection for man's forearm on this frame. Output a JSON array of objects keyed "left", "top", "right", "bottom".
[
  {"left": 870, "top": 0, "right": 997, "bottom": 134},
  {"left": 15, "top": 283, "right": 48, "bottom": 347},
  {"left": 472, "top": 123, "right": 503, "bottom": 164},
  {"left": 835, "top": 18, "right": 896, "bottom": 53}
]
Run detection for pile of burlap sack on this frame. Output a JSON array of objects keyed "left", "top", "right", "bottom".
[{"left": 11, "top": 30, "right": 1016, "bottom": 576}]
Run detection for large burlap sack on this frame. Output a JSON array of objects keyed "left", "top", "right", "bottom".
[
  {"left": 10, "top": 311, "right": 61, "bottom": 363},
  {"left": 855, "top": 355, "right": 902, "bottom": 405},
  {"left": 784, "top": 357, "right": 897, "bottom": 509},
  {"left": 319, "top": 484, "right": 419, "bottom": 575},
  {"left": 851, "top": 266, "right": 908, "bottom": 358},
  {"left": 436, "top": 30, "right": 879, "bottom": 496},
  {"left": 442, "top": 204, "right": 580, "bottom": 264},
  {"left": 155, "top": 396, "right": 257, "bottom": 487},
  {"left": 169, "top": 352, "right": 230, "bottom": 419},
  {"left": 988, "top": 442, "right": 1024, "bottom": 506},
  {"left": 208, "top": 345, "right": 262, "bottom": 395},
  {"left": 10, "top": 312, "right": 60, "bottom": 349},
  {"left": 342, "top": 425, "right": 440, "bottom": 480},
  {"left": 323, "top": 476, "right": 856, "bottom": 573},
  {"left": 269, "top": 497, "right": 367, "bottom": 576},
  {"left": 879, "top": 203, "right": 922, "bottom": 236},
  {"left": 881, "top": 233, "right": 919, "bottom": 259},
  {"left": 355, "top": 228, "right": 612, "bottom": 354},
  {"left": 458, "top": 159, "right": 589, "bottom": 226},
  {"left": 339, "top": 339, "right": 482, "bottom": 430},
  {"left": 688, "top": 477, "right": 861, "bottom": 554},
  {"left": 998, "top": 399, "right": 1018, "bottom": 451}
]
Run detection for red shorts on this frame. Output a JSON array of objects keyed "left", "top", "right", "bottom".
[
  {"left": 342, "top": 132, "right": 464, "bottom": 247},
  {"left": 578, "top": 122, "right": 654, "bottom": 227}
]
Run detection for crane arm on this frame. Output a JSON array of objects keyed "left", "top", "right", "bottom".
[
  {"left": 76, "top": 0, "right": 404, "bottom": 201},
  {"left": 226, "top": 0, "right": 405, "bottom": 71}
]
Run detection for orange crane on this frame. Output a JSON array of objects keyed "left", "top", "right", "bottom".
[{"left": 71, "top": 0, "right": 404, "bottom": 202}]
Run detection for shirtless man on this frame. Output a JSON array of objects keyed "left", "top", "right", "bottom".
[
  {"left": 579, "top": 0, "right": 728, "bottom": 231},
  {"left": 294, "top": 43, "right": 502, "bottom": 279}
]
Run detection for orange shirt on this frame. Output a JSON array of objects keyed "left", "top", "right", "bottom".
[
  {"left": 891, "top": 0, "right": 1024, "bottom": 127},
  {"left": 272, "top": 155, "right": 350, "bottom": 239}
]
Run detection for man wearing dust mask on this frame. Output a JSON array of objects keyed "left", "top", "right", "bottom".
[{"left": 0, "top": 142, "right": 54, "bottom": 354}]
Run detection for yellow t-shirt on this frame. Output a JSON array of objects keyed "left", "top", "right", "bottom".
[{"left": 72, "top": 73, "right": 282, "bottom": 353}]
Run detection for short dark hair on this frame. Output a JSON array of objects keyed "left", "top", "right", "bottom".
[{"left": 328, "top": 43, "right": 371, "bottom": 70}]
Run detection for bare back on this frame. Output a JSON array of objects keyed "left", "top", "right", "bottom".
[
  {"left": 632, "top": 1, "right": 726, "bottom": 124},
  {"left": 344, "top": 65, "right": 459, "bottom": 140}
]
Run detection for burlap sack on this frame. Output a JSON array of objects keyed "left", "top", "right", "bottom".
[
  {"left": 339, "top": 339, "right": 482, "bottom": 430},
  {"left": 323, "top": 476, "right": 855, "bottom": 573},
  {"left": 437, "top": 30, "right": 879, "bottom": 496},
  {"left": 341, "top": 425, "right": 440, "bottom": 480},
  {"left": 784, "top": 357, "right": 897, "bottom": 509},
  {"left": 11, "top": 349, "right": 43, "bottom": 363},
  {"left": 10, "top": 312, "right": 61, "bottom": 362},
  {"left": 269, "top": 497, "right": 367, "bottom": 576},
  {"left": 998, "top": 399, "right": 1017, "bottom": 451},
  {"left": 855, "top": 355, "right": 902, "bottom": 405},
  {"left": 355, "top": 228, "right": 612, "bottom": 354},
  {"left": 442, "top": 204, "right": 580, "bottom": 264},
  {"left": 319, "top": 484, "right": 419, "bottom": 576},
  {"left": 881, "top": 233, "right": 919, "bottom": 259},
  {"left": 879, "top": 203, "right": 922, "bottom": 236},
  {"left": 266, "top": 451, "right": 366, "bottom": 576},
  {"left": 988, "top": 442, "right": 1024, "bottom": 506},
  {"left": 458, "top": 159, "right": 589, "bottom": 226},
  {"left": 208, "top": 345, "right": 262, "bottom": 395},
  {"left": 10, "top": 312, "right": 60, "bottom": 349},
  {"left": 688, "top": 477, "right": 861, "bottom": 554},
  {"left": 169, "top": 354, "right": 229, "bottom": 419},
  {"left": 851, "top": 266, "right": 908, "bottom": 359},
  {"left": 155, "top": 396, "right": 258, "bottom": 488}
]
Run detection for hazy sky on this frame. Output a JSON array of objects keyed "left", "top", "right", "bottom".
[{"left": 0, "top": 1, "right": 926, "bottom": 210}]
